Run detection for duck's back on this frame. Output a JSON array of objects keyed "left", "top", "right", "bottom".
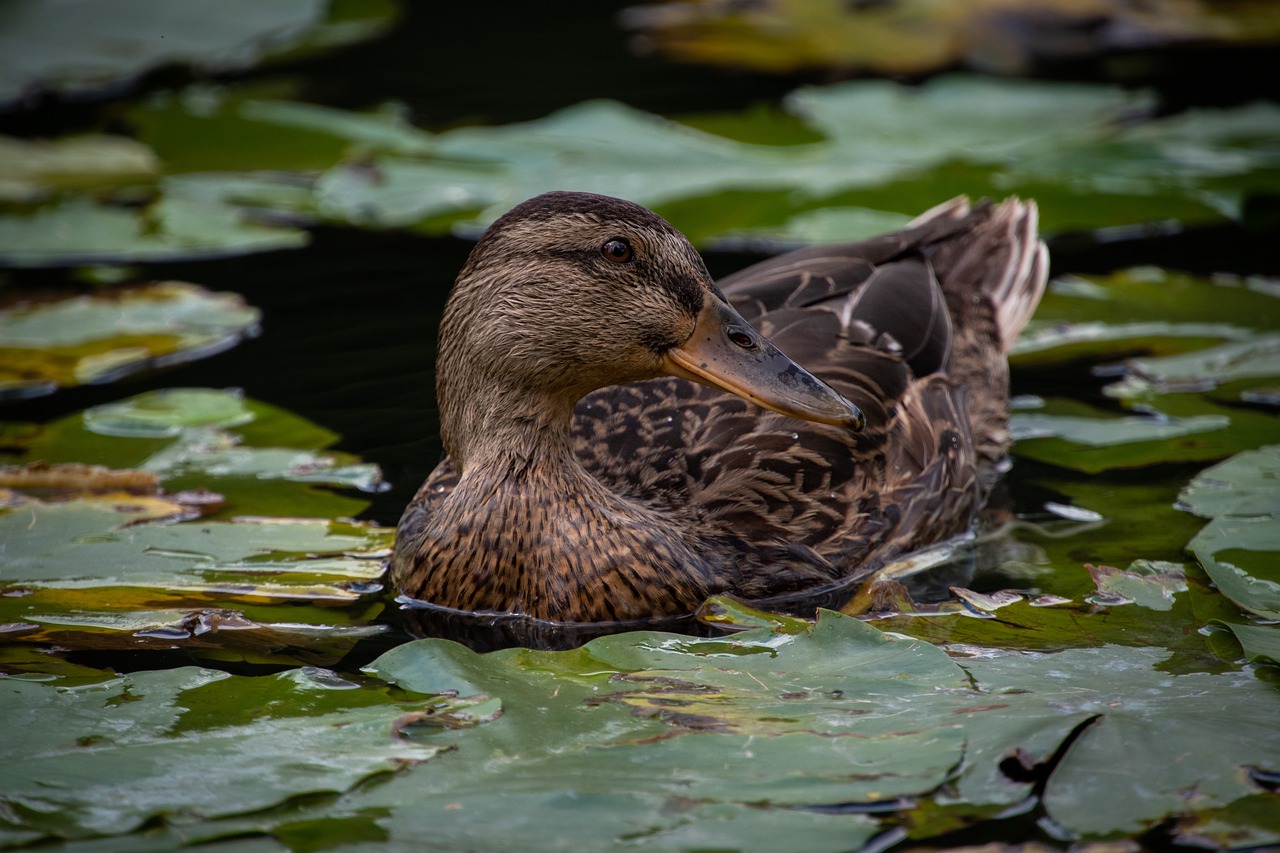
[{"left": 570, "top": 197, "right": 1047, "bottom": 599}]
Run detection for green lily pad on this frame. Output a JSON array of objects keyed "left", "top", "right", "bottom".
[
  {"left": 0, "top": 282, "right": 260, "bottom": 400},
  {"left": 1179, "top": 444, "right": 1280, "bottom": 519},
  {"left": 1003, "top": 274, "right": 1280, "bottom": 475},
  {"left": 1107, "top": 333, "right": 1280, "bottom": 399},
  {"left": 0, "top": 175, "right": 310, "bottom": 267},
  {"left": 1086, "top": 561, "right": 1188, "bottom": 611},
  {"left": 1010, "top": 398, "right": 1236, "bottom": 473},
  {"left": 1012, "top": 268, "right": 1280, "bottom": 367},
  {"left": 10, "top": 607, "right": 388, "bottom": 668},
  {"left": 0, "top": 388, "right": 393, "bottom": 668},
  {"left": 0, "top": 492, "right": 391, "bottom": 668},
  {"left": 0, "top": 494, "right": 387, "bottom": 592},
  {"left": 9, "top": 76, "right": 1279, "bottom": 266},
  {"left": 1178, "top": 445, "right": 1280, "bottom": 623},
  {"left": 0, "top": 0, "right": 398, "bottom": 108},
  {"left": 1189, "top": 516, "right": 1280, "bottom": 620},
  {"left": 0, "top": 666, "right": 445, "bottom": 842},
  {"left": 126, "top": 89, "right": 436, "bottom": 174},
  {"left": 11, "top": 388, "right": 382, "bottom": 517},
  {"left": 1210, "top": 620, "right": 1280, "bottom": 668},
  {"left": 17, "top": 614, "right": 1273, "bottom": 849},
  {"left": 83, "top": 388, "right": 258, "bottom": 438},
  {"left": 312, "top": 79, "right": 1149, "bottom": 235},
  {"left": 0, "top": 135, "right": 159, "bottom": 203},
  {"left": 959, "top": 645, "right": 1280, "bottom": 838},
  {"left": 622, "top": 0, "right": 1280, "bottom": 76}
]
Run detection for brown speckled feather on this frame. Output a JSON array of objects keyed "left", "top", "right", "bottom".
[{"left": 393, "top": 193, "right": 1047, "bottom": 622}]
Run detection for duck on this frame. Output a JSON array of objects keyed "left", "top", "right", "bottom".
[{"left": 392, "top": 191, "right": 1047, "bottom": 626}]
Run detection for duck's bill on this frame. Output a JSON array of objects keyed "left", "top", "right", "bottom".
[{"left": 661, "top": 296, "right": 865, "bottom": 430}]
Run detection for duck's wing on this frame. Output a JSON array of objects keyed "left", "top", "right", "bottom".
[{"left": 575, "top": 197, "right": 1047, "bottom": 589}]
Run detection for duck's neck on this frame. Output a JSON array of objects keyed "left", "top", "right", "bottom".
[
  {"left": 421, "top": 382, "right": 719, "bottom": 621},
  {"left": 443, "top": 377, "right": 578, "bottom": 474}
]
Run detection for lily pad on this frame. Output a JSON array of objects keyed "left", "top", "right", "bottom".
[
  {"left": 1012, "top": 268, "right": 1280, "bottom": 367},
  {"left": 1086, "top": 561, "right": 1188, "bottom": 611},
  {"left": 0, "top": 135, "right": 158, "bottom": 203},
  {"left": 8, "top": 76, "right": 1279, "bottom": 266},
  {"left": 1188, "top": 514, "right": 1280, "bottom": 622},
  {"left": 0, "top": 490, "right": 391, "bottom": 667},
  {"left": 1178, "top": 445, "right": 1280, "bottom": 622},
  {"left": 0, "top": 388, "right": 392, "bottom": 668},
  {"left": 12, "top": 388, "right": 383, "bottom": 518},
  {"left": 1179, "top": 444, "right": 1280, "bottom": 519},
  {"left": 0, "top": 175, "right": 311, "bottom": 267},
  {"left": 0, "top": 282, "right": 260, "bottom": 400},
  {"left": 0, "top": 494, "right": 387, "bottom": 593},
  {"left": 1107, "top": 333, "right": 1280, "bottom": 399},
  {"left": 1218, "top": 621, "right": 1280, "bottom": 667},
  {"left": 1009, "top": 398, "right": 1238, "bottom": 472},
  {"left": 0, "top": 0, "right": 398, "bottom": 108},
  {"left": 16, "top": 614, "right": 1275, "bottom": 849},
  {"left": 622, "top": 0, "right": 1280, "bottom": 76},
  {"left": 0, "top": 666, "right": 444, "bottom": 842}
]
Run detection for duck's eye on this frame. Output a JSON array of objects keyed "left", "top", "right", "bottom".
[{"left": 600, "top": 238, "right": 634, "bottom": 264}]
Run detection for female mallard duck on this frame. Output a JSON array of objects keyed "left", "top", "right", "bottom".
[{"left": 393, "top": 191, "right": 1047, "bottom": 625}]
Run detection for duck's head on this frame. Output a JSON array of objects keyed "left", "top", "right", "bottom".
[{"left": 436, "top": 192, "right": 863, "bottom": 461}]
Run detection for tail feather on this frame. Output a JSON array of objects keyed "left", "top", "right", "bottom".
[{"left": 917, "top": 197, "right": 1048, "bottom": 353}]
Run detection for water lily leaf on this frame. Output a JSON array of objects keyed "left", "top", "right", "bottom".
[
  {"left": 13, "top": 607, "right": 387, "bottom": 668},
  {"left": 12, "top": 388, "right": 382, "bottom": 518},
  {"left": 0, "top": 0, "right": 398, "bottom": 108},
  {"left": 0, "top": 135, "right": 159, "bottom": 203},
  {"left": 314, "top": 79, "right": 1158, "bottom": 237},
  {"left": 622, "top": 0, "right": 1280, "bottom": 76},
  {"left": 1086, "top": 561, "right": 1188, "bottom": 610},
  {"left": 127, "top": 90, "right": 436, "bottom": 174},
  {"left": 958, "top": 645, "right": 1280, "bottom": 838},
  {"left": 0, "top": 175, "right": 310, "bottom": 267},
  {"left": 0, "top": 492, "right": 391, "bottom": 666},
  {"left": 83, "top": 388, "right": 257, "bottom": 438},
  {"left": 1189, "top": 516, "right": 1280, "bottom": 620},
  {"left": 1178, "top": 445, "right": 1280, "bottom": 622},
  {"left": 0, "top": 282, "right": 260, "bottom": 400},
  {"left": 1178, "top": 444, "right": 1280, "bottom": 519},
  {"left": 11, "top": 77, "right": 1278, "bottom": 265},
  {"left": 1011, "top": 268, "right": 1280, "bottom": 367},
  {"left": 1170, "top": 794, "right": 1280, "bottom": 851},
  {"left": 0, "top": 496, "right": 388, "bottom": 592},
  {"left": 1213, "top": 621, "right": 1280, "bottom": 667},
  {"left": 1010, "top": 398, "right": 1233, "bottom": 472},
  {"left": 0, "top": 666, "right": 444, "bottom": 842},
  {"left": 1107, "top": 333, "right": 1280, "bottom": 399},
  {"left": 7, "top": 616, "right": 1275, "bottom": 849}
]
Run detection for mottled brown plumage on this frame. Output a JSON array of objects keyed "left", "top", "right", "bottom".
[{"left": 393, "top": 192, "right": 1047, "bottom": 624}]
